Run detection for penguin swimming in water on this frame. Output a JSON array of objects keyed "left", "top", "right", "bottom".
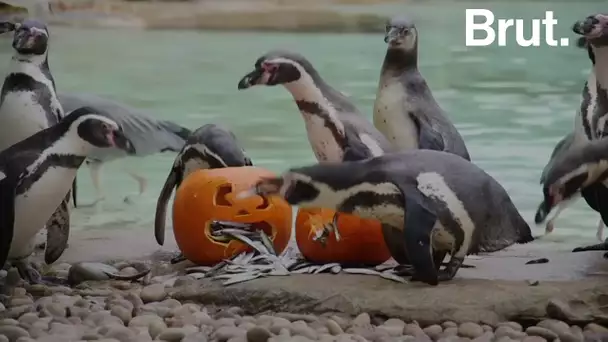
[
  {"left": 373, "top": 17, "right": 470, "bottom": 161},
  {"left": 0, "top": 107, "right": 134, "bottom": 283},
  {"left": 536, "top": 13, "right": 608, "bottom": 245},
  {"left": 237, "top": 50, "right": 396, "bottom": 162},
  {"left": 0, "top": 19, "right": 77, "bottom": 266},
  {"left": 240, "top": 150, "right": 534, "bottom": 285},
  {"left": 154, "top": 123, "right": 253, "bottom": 246}
]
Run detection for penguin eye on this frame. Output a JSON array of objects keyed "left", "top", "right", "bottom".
[{"left": 261, "top": 62, "right": 278, "bottom": 73}]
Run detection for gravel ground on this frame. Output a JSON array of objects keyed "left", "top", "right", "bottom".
[{"left": 1, "top": 278, "right": 608, "bottom": 342}]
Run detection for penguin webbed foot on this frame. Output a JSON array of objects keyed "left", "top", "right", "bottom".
[
  {"left": 437, "top": 256, "right": 464, "bottom": 282},
  {"left": 15, "top": 261, "right": 43, "bottom": 284},
  {"left": 572, "top": 238, "right": 608, "bottom": 252}
]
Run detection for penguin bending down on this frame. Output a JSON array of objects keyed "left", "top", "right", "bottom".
[
  {"left": 537, "top": 13, "right": 608, "bottom": 246},
  {"left": 373, "top": 17, "right": 470, "bottom": 161},
  {"left": 237, "top": 50, "right": 395, "bottom": 162},
  {"left": 0, "top": 19, "right": 77, "bottom": 266},
  {"left": 240, "top": 150, "right": 535, "bottom": 285},
  {"left": 0, "top": 107, "right": 134, "bottom": 283},
  {"left": 154, "top": 123, "right": 253, "bottom": 246}
]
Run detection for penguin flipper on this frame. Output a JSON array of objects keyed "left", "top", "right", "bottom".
[
  {"left": 408, "top": 113, "right": 445, "bottom": 152},
  {"left": 0, "top": 177, "right": 16, "bottom": 268},
  {"left": 400, "top": 187, "right": 439, "bottom": 286},
  {"left": 44, "top": 194, "right": 71, "bottom": 264},
  {"left": 155, "top": 167, "right": 179, "bottom": 246}
]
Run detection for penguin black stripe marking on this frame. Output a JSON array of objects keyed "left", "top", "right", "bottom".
[
  {"left": 580, "top": 83, "right": 594, "bottom": 139},
  {"left": 295, "top": 100, "right": 348, "bottom": 149},
  {"left": 0, "top": 73, "right": 57, "bottom": 125},
  {"left": 246, "top": 149, "right": 534, "bottom": 285},
  {"left": 17, "top": 154, "right": 85, "bottom": 195},
  {"left": 154, "top": 124, "right": 253, "bottom": 246}
]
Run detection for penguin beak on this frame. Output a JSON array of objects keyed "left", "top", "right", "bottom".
[
  {"left": 573, "top": 14, "right": 607, "bottom": 38},
  {"left": 109, "top": 129, "right": 135, "bottom": 154},
  {"left": 405, "top": 235, "right": 438, "bottom": 286},
  {"left": 384, "top": 27, "right": 403, "bottom": 45},
  {"left": 237, "top": 69, "right": 264, "bottom": 90},
  {"left": 534, "top": 199, "right": 552, "bottom": 224}
]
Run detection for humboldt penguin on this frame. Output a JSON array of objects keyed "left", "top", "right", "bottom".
[
  {"left": 536, "top": 13, "right": 608, "bottom": 246},
  {"left": 59, "top": 92, "right": 191, "bottom": 204},
  {"left": 154, "top": 123, "right": 253, "bottom": 246},
  {"left": 240, "top": 150, "right": 534, "bottom": 285},
  {"left": 0, "top": 107, "right": 134, "bottom": 283},
  {"left": 237, "top": 50, "right": 395, "bottom": 162},
  {"left": 0, "top": 19, "right": 77, "bottom": 265},
  {"left": 373, "top": 17, "right": 470, "bottom": 161}
]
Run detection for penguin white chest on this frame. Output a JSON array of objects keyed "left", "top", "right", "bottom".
[
  {"left": 373, "top": 81, "right": 419, "bottom": 151},
  {"left": 0, "top": 92, "right": 50, "bottom": 151},
  {"left": 302, "top": 114, "right": 344, "bottom": 162},
  {"left": 9, "top": 167, "right": 78, "bottom": 259}
]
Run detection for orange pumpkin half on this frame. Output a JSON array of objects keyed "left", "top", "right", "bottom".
[
  {"left": 172, "top": 166, "right": 292, "bottom": 265},
  {"left": 295, "top": 208, "right": 391, "bottom": 266}
]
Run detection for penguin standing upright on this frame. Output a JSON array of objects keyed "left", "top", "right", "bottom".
[
  {"left": 154, "top": 123, "right": 253, "bottom": 246},
  {"left": 0, "top": 19, "right": 77, "bottom": 266},
  {"left": 373, "top": 17, "right": 470, "bottom": 160},
  {"left": 0, "top": 107, "right": 134, "bottom": 283},
  {"left": 237, "top": 50, "right": 396, "bottom": 163},
  {"left": 241, "top": 150, "right": 534, "bottom": 285},
  {"left": 537, "top": 13, "right": 608, "bottom": 252}
]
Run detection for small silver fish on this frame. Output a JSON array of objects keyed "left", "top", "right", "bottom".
[
  {"left": 268, "top": 268, "right": 290, "bottom": 276},
  {"left": 342, "top": 268, "right": 382, "bottom": 276},
  {"left": 379, "top": 271, "right": 408, "bottom": 283},
  {"left": 225, "top": 232, "right": 271, "bottom": 255},
  {"left": 314, "top": 263, "right": 341, "bottom": 274},
  {"left": 374, "top": 264, "right": 395, "bottom": 272},
  {"left": 185, "top": 266, "right": 212, "bottom": 274},
  {"left": 222, "top": 272, "right": 264, "bottom": 286},
  {"left": 259, "top": 230, "right": 277, "bottom": 256},
  {"left": 291, "top": 266, "right": 320, "bottom": 274},
  {"left": 329, "top": 265, "right": 342, "bottom": 274}
]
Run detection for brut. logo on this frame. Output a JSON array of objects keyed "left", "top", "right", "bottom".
[{"left": 465, "top": 9, "right": 570, "bottom": 47}]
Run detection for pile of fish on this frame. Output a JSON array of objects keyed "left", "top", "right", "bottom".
[{"left": 178, "top": 220, "right": 409, "bottom": 286}]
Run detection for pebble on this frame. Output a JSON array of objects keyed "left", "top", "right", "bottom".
[
  {"left": 0, "top": 325, "right": 30, "bottom": 341},
  {"left": 246, "top": 326, "right": 272, "bottom": 342},
  {"left": 526, "top": 326, "right": 558, "bottom": 341},
  {"left": 139, "top": 284, "right": 167, "bottom": 303},
  {"left": 0, "top": 271, "right": 606, "bottom": 342}
]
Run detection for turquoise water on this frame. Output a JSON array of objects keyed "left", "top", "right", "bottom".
[{"left": 1, "top": 0, "right": 606, "bottom": 252}]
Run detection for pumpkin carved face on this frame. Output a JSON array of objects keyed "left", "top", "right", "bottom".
[
  {"left": 172, "top": 167, "right": 292, "bottom": 265},
  {"left": 295, "top": 208, "right": 391, "bottom": 265}
]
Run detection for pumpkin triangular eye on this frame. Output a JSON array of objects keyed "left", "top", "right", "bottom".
[{"left": 214, "top": 184, "right": 233, "bottom": 207}]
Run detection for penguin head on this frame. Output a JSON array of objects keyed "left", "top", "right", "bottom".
[
  {"left": 237, "top": 50, "right": 318, "bottom": 89},
  {"left": 187, "top": 124, "right": 253, "bottom": 168},
  {"left": 384, "top": 16, "right": 418, "bottom": 51},
  {"left": 536, "top": 171, "right": 590, "bottom": 223},
  {"left": 64, "top": 107, "right": 135, "bottom": 154},
  {"left": 238, "top": 170, "right": 328, "bottom": 207},
  {"left": 12, "top": 19, "right": 49, "bottom": 56},
  {"left": 573, "top": 13, "right": 608, "bottom": 48}
]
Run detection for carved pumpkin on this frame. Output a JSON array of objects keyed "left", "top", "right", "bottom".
[
  {"left": 295, "top": 208, "right": 391, "bottom": 265},
  {"left": 172, "top": 166, "right": 292, "bottom": 266}
]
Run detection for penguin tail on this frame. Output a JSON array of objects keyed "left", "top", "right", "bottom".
[
  {"left": 516, "top": 218, "right": 536, "bottom": 244},
  {"left": 159, "top": 120, "right": 192, "bottom": 142}
]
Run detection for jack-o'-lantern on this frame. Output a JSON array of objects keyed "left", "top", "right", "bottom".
[
  {"left": 295, "top": 208, "right": 391, "bottom": 265},
  {"left": 172, "top": 167, "right": 292, "bottom": 266}
]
